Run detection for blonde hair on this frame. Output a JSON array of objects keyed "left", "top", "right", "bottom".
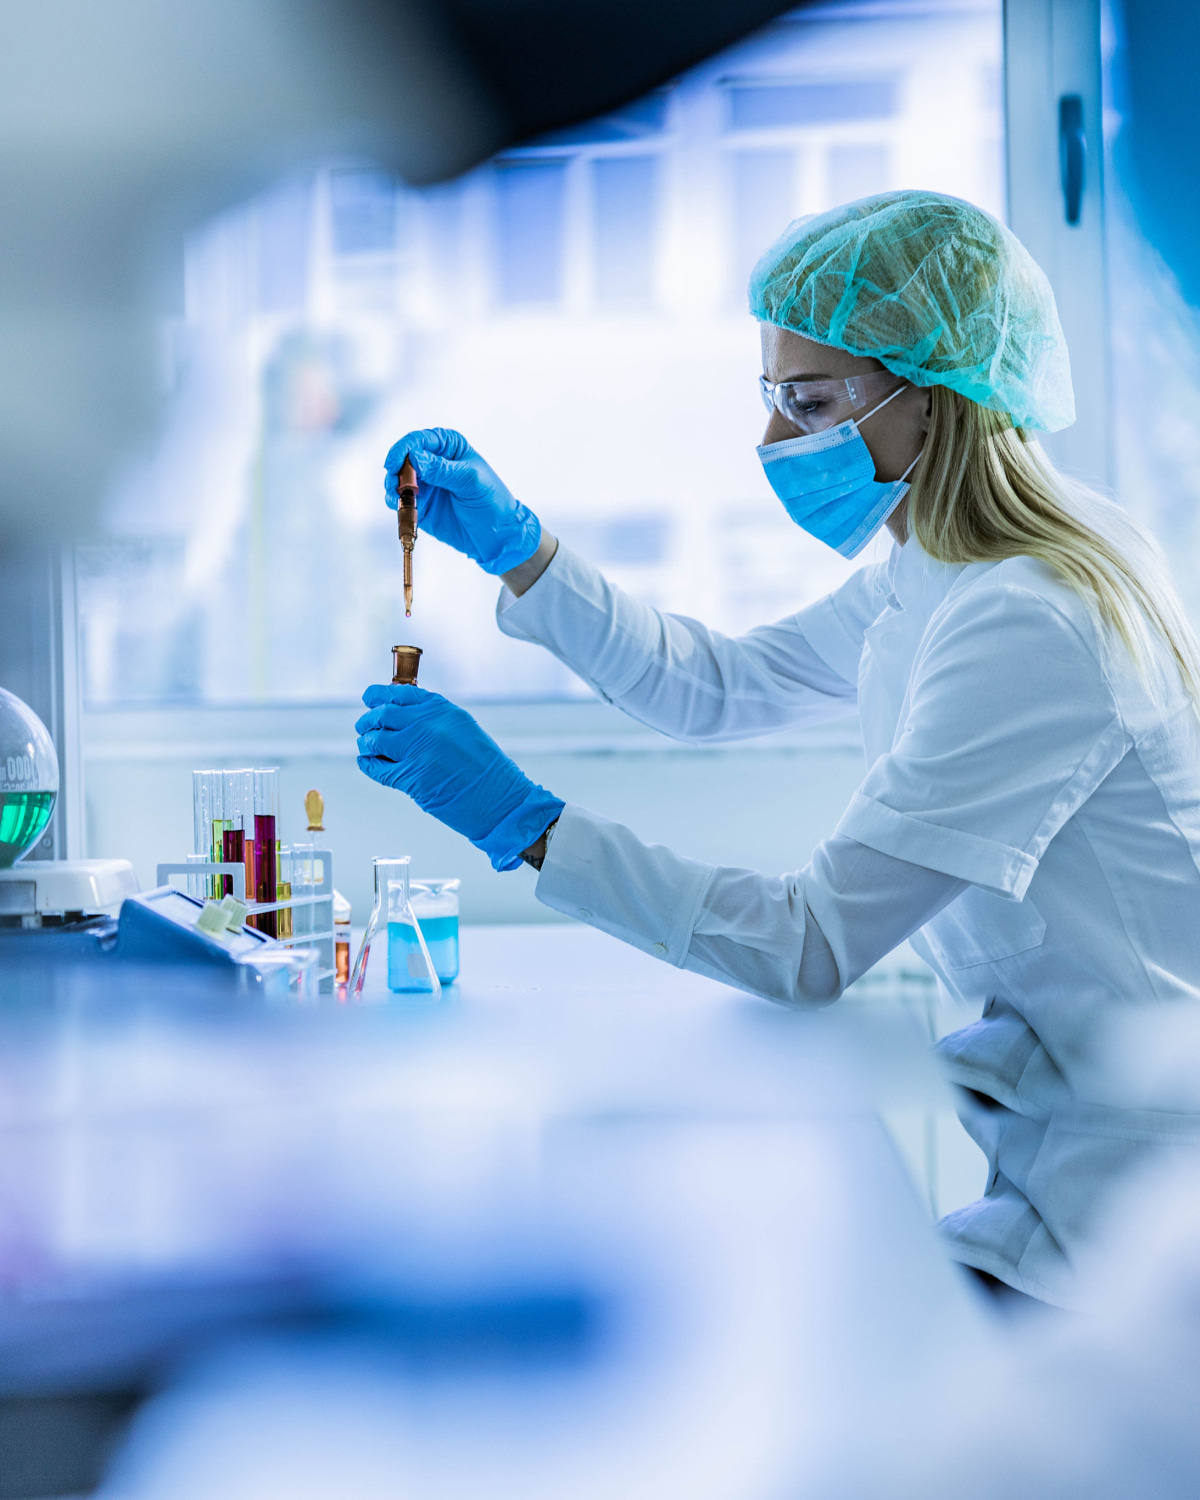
[{"left": 908, "top": 386, "right": 1200, "bottom": 707}]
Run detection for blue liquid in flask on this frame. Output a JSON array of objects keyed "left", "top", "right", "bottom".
[
  {"left": 387, "top": 921, "right": 439, "bottom": 992},
  {"left": 414, "top": 914, "right": 459, "bottom": 983}
]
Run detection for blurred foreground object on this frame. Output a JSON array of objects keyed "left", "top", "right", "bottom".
[
  {"left": 0, "top": 926, "right": 981, "bottom": 1499},
  {"left": 871, "top": 1001, "right": 1200, "bottom": 1500},
  {"left": 0, "top": 0, "right": 796, "bottom": 546}
]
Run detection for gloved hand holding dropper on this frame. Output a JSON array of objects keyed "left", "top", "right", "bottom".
[{"left": 384, "top": 428, "right": 546, "bottom": 577}]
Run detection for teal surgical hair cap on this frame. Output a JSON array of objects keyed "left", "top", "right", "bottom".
[{"left": 748, "top": 189, "right": 1075, "bottom": 433}]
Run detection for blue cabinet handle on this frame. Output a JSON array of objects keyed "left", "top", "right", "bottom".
[{"left": 1059, "top": 94, "right": 1086, "bottom": 226}]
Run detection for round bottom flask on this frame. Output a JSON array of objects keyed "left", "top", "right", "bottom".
[{"left": 0, "top": 688, "right": 59, "bottom": 867}]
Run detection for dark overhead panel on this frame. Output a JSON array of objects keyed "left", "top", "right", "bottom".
[{"left": 426, "top": 0, "right": 807, "bottom": 169}]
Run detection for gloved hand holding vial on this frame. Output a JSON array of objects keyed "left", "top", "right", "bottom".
[{"left": 355, "top": 685, "right": 563, "bottom": 873}]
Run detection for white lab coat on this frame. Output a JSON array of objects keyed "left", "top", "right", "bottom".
[{"left": 497, "top": 536, "right": 1200, "bottom": 1304}]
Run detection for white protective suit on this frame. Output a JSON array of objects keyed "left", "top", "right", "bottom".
[{"left": 497, "top": 535, "right": 1200, "bottom": 1304}]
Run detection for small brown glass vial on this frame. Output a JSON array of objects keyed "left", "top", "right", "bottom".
[{"left": 391, "top": 645, "right": 423, "bottom": 685}]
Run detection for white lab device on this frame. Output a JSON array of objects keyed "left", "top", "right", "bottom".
[{"left": 0, "top": 858, "right": 139, "bottom": 922}]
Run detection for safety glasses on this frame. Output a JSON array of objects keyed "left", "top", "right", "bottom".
[{"left": 759, "top": 368, "right": 905, "bottom": 434}]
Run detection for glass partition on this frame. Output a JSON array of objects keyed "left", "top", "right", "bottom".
[{"left": 78, "top": 0, "right": 1004, "bottom": 709}]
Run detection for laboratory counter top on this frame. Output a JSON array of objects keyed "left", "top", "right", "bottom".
[
  {"left": 353, "top": 919, "right": 754, "bottom": 1015},
  {"left": 344, "top": 919, "right": 944, "bottom": 1107}
]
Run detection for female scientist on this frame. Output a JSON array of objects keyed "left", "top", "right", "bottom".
[{"left": 356, "top": 190, "right": 1200, "bottom": 1305}]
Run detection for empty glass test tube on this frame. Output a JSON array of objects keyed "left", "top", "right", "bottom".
[
  {"left": 185, "top": 852, "right": 209, "bottom": 899},
  {"left": 192, "top": 770, "right": 221, "bottom": 898},
  {"left": 290, "top": 841, "right": 313, "bottom": 938}
]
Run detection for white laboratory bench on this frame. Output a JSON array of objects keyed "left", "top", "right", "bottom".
[
  {"left": 352, "top": 919, "right": 758, "bottom": 1014},
  {"left": 348, "top": 920, "right": 984, "bottom": 1223}
]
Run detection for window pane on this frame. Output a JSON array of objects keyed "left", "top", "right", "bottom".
[
  {"left": 557, "top": 514, "right": 672, "bottom": 566},
  {"left": 329, "top": 170, "right": 395, "bottom": 256},
  {"left": 80, "top": 0, "right": 1005, "bottom": 707},
  {"left": 423, "top": 184, "right": 465, "bottom": 294},
  {"left": 726, "top": 78, "right": 899, "bottom": 131},
  {"left": 593, "top": 155, "right": 658, "bottom": 303},
  {"left": 255, "top": 178, "right": 312, "bottom": 313},
  {"left": 494, "top": 160, "right": 568, "bottom": 304},
  {"left": 826, "top": 143, "right": 890, "bottom": 201},
  {"left": 730, "top": 148, "right": 798, "bottom": 297}
]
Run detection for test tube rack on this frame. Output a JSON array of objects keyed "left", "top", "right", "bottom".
[{"left": 156, "top": 850, "right": 337, "bottom": 993}]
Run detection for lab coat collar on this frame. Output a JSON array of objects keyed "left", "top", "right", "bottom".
[{"left": 885, "top": 533, "right": 971, "bottom": 618}]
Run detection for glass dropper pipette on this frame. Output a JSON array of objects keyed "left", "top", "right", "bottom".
[{"left": 397, "top": 454, "right": 418, "bottom": 617}]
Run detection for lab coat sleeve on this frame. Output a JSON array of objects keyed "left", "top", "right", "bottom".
[
  {"left": 839, "top": 581, "right": 1130, "bottom": 899},
  {"left": 536, "top": 803, "right": 964, "bottom": 1006},
  {"left": 495, "top": 542, "right": 888, "bottom": 742}
]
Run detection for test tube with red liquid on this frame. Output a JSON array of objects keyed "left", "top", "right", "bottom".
[{"left": 253, "top": 767, "right": 280, "bottom": 937}]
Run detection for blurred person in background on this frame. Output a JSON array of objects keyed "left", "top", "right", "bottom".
[{"left": 356, "top": 190, "right": 1200, "bottom": 1307}]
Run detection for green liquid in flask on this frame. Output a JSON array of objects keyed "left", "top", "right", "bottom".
[{"left": 0, "top": 790, "right": 56, "bottom": 867}]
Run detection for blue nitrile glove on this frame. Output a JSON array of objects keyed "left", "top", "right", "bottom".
[
  {"left": 384, "top": 428, "right": 542, "bottom": 576},
  {"left": 356, "top": 684, "right": 564, "bottom": 872}
]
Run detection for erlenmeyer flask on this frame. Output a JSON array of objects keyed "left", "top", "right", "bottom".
[{"left": 349, "top": 857, "right": 441, "bottom": 1001}]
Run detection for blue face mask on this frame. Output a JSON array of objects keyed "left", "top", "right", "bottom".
[{"left": 756, "top": 385, "right": 920, "bottom": 558}]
